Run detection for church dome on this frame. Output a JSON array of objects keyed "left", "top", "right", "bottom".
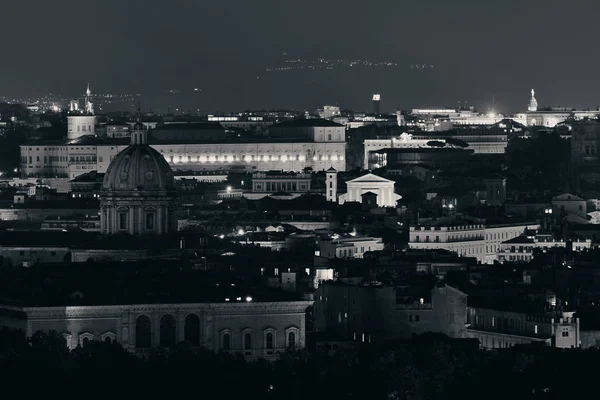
[{"left": 101, "top": 145, "right": 175, "bottom": 192}]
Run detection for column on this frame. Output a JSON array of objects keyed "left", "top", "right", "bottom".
[
  {"left": 111, "top": 206, "right": 118, "bottom": 235},
  {"left": 152, "top": 312, "right": 160, "bottom": 348},
  {"left": 157, "top": 206, "right": 164, "bottom": 235},
  {"left": 178, "top": 312, "right": 186, "bottom": 343},
  {"left": 129, "top": 206, "right": 135, "bottom": 235},
  {"left": 100, "top": 209, "right": 105, "bottom": 234}
]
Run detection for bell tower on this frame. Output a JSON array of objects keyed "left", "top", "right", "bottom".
[
  {"left": 84, "top": 83, "right": 94, "bottom": 115},
  {"left": 325, "top": 167, "right": 337, "bottom": 203}
]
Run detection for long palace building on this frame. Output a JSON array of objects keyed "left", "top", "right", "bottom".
[{"left": 20, "top": 88, "right": 347, "bottom": 180}]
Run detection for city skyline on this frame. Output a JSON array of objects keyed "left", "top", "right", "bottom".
[{"left": 3, "top": 0, "right": 600, "bottom": 113}]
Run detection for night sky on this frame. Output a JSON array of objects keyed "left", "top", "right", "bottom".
[{"left": 2, "top": 0, "right": 600, "bottom": 114}]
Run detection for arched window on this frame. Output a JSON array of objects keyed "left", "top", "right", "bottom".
[
  {"left": 184, "top": 314, "right": 200, "bottom": 347},
  {"left": 101, "top": 332, "right": 116, "bottom": 344},
  {"left": 160, "top": 314, "right": 177, "bottom": 348},
  {"left": 244, "top": 332, "right": 253, "bottom": 350},
  {"left": 82, "top": 337, "right": 90, "bottom": 347},
  {"left": 135, "top": 315, "right": 152, "bottom": 349},
  {"left": 266, "top": 332, "right": 273, "bottom": 349},
  {"left": 288, "top": 332, "right": 296, "bottom": 348},
  {"left": 222, "top": 333, "right": 231, "bottom": 351}
]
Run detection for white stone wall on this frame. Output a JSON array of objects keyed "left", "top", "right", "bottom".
[
  {"left": 67, "top": 116, "right": 96, "bottom": 140},
  {"left": 339, "top": 181, "right": 398, "bottom": 207}
]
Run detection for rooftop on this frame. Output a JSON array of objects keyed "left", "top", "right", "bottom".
[
  {"left": 24, "top": 134, "right": 322, "bottom": 146},
  {"left": 270, "top": 118, "right": 343, "bottom": 128},
  {"left": 373, "top": 147, "right": 474, "bottom": 154},
  {"left": 0, "top": 261, "right": 303, "bottom": 307},
  {"left": 0, "top": 230, "right": 97, "bottom": 247},
  {"left": 153, "top": 122, "right": 225, "bottom": 131}
]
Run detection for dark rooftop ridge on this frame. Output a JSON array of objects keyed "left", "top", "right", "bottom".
[{"left": 270, "top": 118, "right": 343, "bottom": 128}]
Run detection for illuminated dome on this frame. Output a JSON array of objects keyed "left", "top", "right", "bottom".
[
  {"left": 100, "top": 122, "right": 178, "bottom": 236},
  {"left": 101, "top": 144, "right": 175, "bottom": 192}
]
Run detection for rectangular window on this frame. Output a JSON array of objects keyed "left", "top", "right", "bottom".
[
  {"left": 145, "top": 213, "right": 154, "bottom": 230},
  {"left": 562, "top": 331, "right": 569, "bottom": 337},
  {"left": 118, "top": 213, "right": 127, "bottom": 230}
]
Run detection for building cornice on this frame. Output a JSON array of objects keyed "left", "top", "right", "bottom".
[{"left": 23, "top": 301, "right": 313, "bottom": 319}]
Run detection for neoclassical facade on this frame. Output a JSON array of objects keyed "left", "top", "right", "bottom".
[
  {"left": 100, "top": 123, "right": 178, "bottom": 235},
  {"left": 338, "top": 173, "right": 401, "bottom": 207},
  {"left": 23, "top": 301, "right": 312, "bottom": 359}
]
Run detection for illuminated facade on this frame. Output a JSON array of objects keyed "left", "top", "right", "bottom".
[
  {"left": 513, "top": 89, "right": 600, "bottom": 127},
  {"left": 364, "top": 129, "right": 506, "bottom": 169},
  {"left": 21, "top": 119, "right": 346, "bottom": 180},
  {"left": 337, "top": 173, "right": 401, "bottom": 207},
  {"left": 67, "top": 84, "right": 95, "bottom": 141},
  {"left": 409, "top": 222, "right": 540, "bottom": 264}
]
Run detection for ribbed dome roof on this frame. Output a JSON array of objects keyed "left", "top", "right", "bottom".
[{"left": 102, "top": 145, "right": 175, "bottom": 192}]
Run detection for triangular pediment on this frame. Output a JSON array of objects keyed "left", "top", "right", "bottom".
[
  {"left": 552, "top": 193, "right": 583, "bottom": 201},
  {"left": 347, "top": 173, "right": 393, "bottom": 184}
]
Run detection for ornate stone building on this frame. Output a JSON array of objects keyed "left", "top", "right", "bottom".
[
  {"left": 100, "top": 121, "right": 178, "bottom": 235},
  {"left": 23, "top": 301, "right": 311, "bottom": 359},
  {"left": 21, "top": 116, "right": 347, "bottom": 181}
]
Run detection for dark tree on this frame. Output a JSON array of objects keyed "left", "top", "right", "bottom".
[{"left": 427, "top": 140, "right": 446, "bottom": 148}]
